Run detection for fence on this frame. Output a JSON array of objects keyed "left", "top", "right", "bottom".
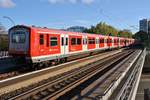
[{"left": 0, "top": 51, "right": 9, "bottom": 58}]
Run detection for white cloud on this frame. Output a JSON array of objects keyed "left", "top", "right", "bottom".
[
  {"left": 0, "top": 0, "right": 15, "bottom": 8},
  {"left": 48, "top": 0, "right": 95, "bottom": 4},
  {"left": 81, "top": 0, "right": 94, "bottom": 4},
  {"left": 48, "top": 0, "right": 63, "bottom": 4}
]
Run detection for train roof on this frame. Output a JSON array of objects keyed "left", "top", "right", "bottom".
[{"left": 9, "top": 25, "right": 133, "bottom": 39}]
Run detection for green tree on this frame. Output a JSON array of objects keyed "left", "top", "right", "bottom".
[
  {"left": 84, "top": 22, "right": 132, "bottom": 37},
  {"left": 0, "top": 23, "right": 8, "bottom": 51},
  {"left": 120, "top": 29, "right": 132, "bottom": 38},
  {"left": 0, "top": 35, "right": 8, "bottom": 51}
]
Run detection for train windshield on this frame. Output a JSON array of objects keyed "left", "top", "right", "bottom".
[{"left": 12, "top": 32, "right": 26, "bottom": 43}]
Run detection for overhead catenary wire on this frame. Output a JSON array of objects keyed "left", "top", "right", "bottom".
[{"left": 99, "top": 8, "right": 139, "bottom": 32}]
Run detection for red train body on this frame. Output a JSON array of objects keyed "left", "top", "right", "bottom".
[{"left": 8, "top": 25, "right": 135, "bottom": 63}]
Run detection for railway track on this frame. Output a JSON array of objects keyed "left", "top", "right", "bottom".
[
  {"left": 0, "top": 49, "right": 135, "bottom": 100},
  {"left": 0, "top": 49, "right": 123, "bottom": 81},
  {"left": 81, "top": 50, "right": 142, "bottom": 100},
  {"left": 0, "top": 49, "right": 123, "bottom": 97},
  {"left": 0, "top": 72, "right": 18, "bottom": 80}
]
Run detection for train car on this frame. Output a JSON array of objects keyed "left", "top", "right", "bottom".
[{"left": 9, "top": 25, "right": 135, "bottom": 66}]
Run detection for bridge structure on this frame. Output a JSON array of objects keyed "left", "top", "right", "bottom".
[
  {"left": 109, "top": 48, "right": 146, "bottom": 100},
  {"left": 82, "top": 48, "right": 146, "bottom": 100}
]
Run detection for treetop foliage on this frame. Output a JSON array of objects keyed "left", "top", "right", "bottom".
[{"left": 84, "top": 22, "right": 132, "bottom": 38}]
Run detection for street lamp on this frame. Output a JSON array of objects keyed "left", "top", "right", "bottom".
[{"left": 3, "top": 16, "right": 15, "bottom": 26}]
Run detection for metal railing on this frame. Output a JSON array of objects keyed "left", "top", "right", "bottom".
[
  {"left": 0, "top": 51, "right": 9, "bottom": 58},
  {"left": 115, "top": 48, "right": 146, "bottom": 100}
]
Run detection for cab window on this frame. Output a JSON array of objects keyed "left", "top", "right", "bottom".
[{"left": 12, "top": 32, "right": 25, "bottom": 43}]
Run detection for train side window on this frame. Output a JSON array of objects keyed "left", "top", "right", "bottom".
[
  {"left": 61, "top": 37, "right": 64, "bottom": 46},
  {"left": 66, "top": 38, "right": 68, "bottom": 45},
  {"left": 107, "top": 39, "right": 111, "bottom": 43},
  {"left": 88, "top": 38, "right": 92, "bottom": 44},
  {"left": 88, "top": 39, "right": 92, "bottom": 44},
  {"left": 71, "top": 38, "right": 76, "bottom": 45},
  {"left": 40, "top": 34, "right": 44, "bottom": 45},
  {"left": 100, "top": 38, "right": 104, "bottom": 43},
  {"left": 88, "top": 38, "right": 95, "bottom": 44},
  {"left": 107, "top": 39, "right": 109, "bottom": 43},
  {"left": 110, "top": 39, "right": 112, "bottom": 43},
  {"left": 50, "top": 37, "right": 57, "bottom": 46},
  {"left": 93, "top": 38, "right": 95, "bottom": 44},
  {"left": 77, "top": 38, "right": 81, "bottom": 45}
]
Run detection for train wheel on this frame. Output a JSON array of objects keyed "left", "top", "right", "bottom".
[
  {"left": 65, "top": 57, "right": 67, "bottom": 62},
  {"left": 89, "top": 52, "right": 93, "bottom": 56},
  {"left": 59, "top": 59, "right": 63, "bottom": 64},
  {"left": 61, "top": 58, "right": 66, "bottom": 63},
  {"left": 54, "top": 59, "right": 59, "bottom": 65},
  {"left": 43, "top": 62, "right": 49, "bottom": 68}
]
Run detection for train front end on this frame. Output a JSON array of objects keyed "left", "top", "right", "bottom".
[{"left": 9, "top": 25, "right": 30, "bottom": 57}]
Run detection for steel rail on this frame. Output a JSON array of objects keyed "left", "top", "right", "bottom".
[{"left": 0, "top": 49, "right": 123, "bottom": 81}]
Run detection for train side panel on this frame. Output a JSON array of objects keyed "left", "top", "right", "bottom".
[{"left": 9, "top": 25, "right": 135, "bottom": 64}]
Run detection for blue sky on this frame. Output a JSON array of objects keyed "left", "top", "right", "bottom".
[{"left": 0, "top": 0, "right": 150, "bottom": 33}]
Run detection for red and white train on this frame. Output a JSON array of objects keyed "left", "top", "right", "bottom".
[{"left": 8, "top": 25, "right": 135, "bottom": 65}]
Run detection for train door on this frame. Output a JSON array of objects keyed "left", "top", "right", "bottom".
[
  {"left": 61, "top": 34, "right": 69, "bottom": 55},
  {"left": 83, "top": 35, "right": 87, "bottom": 51},
  {"left": 96, "top": 37, "right": 99, "bottom": 49},
  {"left": 65, "top": 34, "right": 69, "bottom": 54}
]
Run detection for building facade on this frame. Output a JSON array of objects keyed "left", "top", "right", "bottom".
[{"left": 139, "top": 19, "right": 150, "bottom": 34}]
